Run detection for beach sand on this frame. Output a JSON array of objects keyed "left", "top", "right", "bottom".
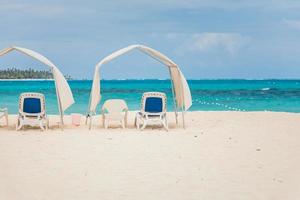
[{"left": 0, "top": 111, "right": 299, "bottom": 200}]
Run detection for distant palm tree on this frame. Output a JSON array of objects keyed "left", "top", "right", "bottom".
[{"left": 0, "top": 68, "right": 72, "bottom": 79}]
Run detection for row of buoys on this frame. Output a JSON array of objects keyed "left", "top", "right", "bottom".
[{"left": 194, "top": 99, "right": 247, "bottom": 112}]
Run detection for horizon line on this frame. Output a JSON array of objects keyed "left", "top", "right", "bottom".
[{"left": 1, "top": 78, "right": 300, "bottom": 81}]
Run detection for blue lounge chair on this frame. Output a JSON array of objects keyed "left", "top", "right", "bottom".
[
  {"left": 135, "top": 92, "right": 168, "bottom": 131},
  {"left": 16, "top": 93, "right": 48, "bottom": 131}
]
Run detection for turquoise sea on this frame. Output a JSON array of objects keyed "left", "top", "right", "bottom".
[{"left": 1, "top": 80, "right": 300, "bottom": 114}]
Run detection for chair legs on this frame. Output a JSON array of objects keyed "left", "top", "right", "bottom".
[
  {"left": 39, "top": 117, "right": 48, "bottom": 131},
  {"left": 46, "top": 117, "right": 49, "bottom": 130},
  {"left": 103, "top": 119, "right": 126, "bottom": 129},
  {"left": 136, "top": 114, "right": 168, "bottom": 131},
  {"left": 16, "top": 117, "right": 22, "bottom": 131},
  {"left": 121, "top": 119, "right": 126, "bottom": 129},
  {"left": 104, "top": 120, "right": 108, "bottom": 129},
  {"left": 39, "top": 120, "right": 45, "bottom": 131},
  {"left": 16, "top": 115, "right": 48, "bottom": 131},
  {"left": 0, "top": 109, "right": 8, "bottom": 128},
  {"left": 102, "top": 115, "right": 105, "bottom": 128},
  {"left": 162, "top": 117, "right": 169, "bottom": 131},
  {"left": 141, "top": 120, "right": 147, "bottom": 130},
  {"left": 135, "top": 113, "right": 142, "bottom": 130},
  {"left": 4, "top": 111, "right": 8, "bottom": 127}
]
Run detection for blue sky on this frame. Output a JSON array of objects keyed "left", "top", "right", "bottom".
[{"left": 1, "top": 0, "right": 300, "bottom": 79}]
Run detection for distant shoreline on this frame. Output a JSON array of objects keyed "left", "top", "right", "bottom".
[{"left": 0, "top": 79, "right": 54, "bottom": 81}]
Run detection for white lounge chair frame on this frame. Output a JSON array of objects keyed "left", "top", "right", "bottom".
[
  {"left": 135, "top": 92, "right": 168, "bottom": 131},
  {"left": 0, "top": 108, "right": 8, "bottom": 127},
  {"left": 16, "top": 93, "right": 49, "bottom": 131},
  {"left": 101, "top": 99, "right": 128, "bottom": 129}
]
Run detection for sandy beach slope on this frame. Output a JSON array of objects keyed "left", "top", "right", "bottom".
[{"left": 0, "top": 111, "right": 299, "bottom": 200}]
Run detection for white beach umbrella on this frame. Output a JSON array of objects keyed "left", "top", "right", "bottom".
[
  {"left": 87, "top": 44, "right": 192, "bottom": 128},
  {"left": 0, "top": 46, "right": 75, "bottom": 129}
]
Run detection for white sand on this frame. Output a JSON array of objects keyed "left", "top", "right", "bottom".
[{"left": 0, "top": 111, "right": 299, "bottom": 200}]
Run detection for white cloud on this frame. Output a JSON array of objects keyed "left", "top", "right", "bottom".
[
  {"left": 0, "top": 1, "right": 95, "bottom": 16},
  {"left": 160, "top": 32, "right": 250, "bottom": 55},
  {"left": 2, "top": 0, "right": 300, "bottom": 16},
  {"left": 0, "top": 2, "right": 64, "bottom": 15},
  {"left": 283, "top": 19, "right": 300, "bottom": 30},
  {"left": 190, "top": 33, "right": 250, "bottom": 54},
  {"left": 1, "top": 0, "right": 300, "bottom": 21},
  {"left": 94, "top": 0, "right": 300, "bottom": 11}
]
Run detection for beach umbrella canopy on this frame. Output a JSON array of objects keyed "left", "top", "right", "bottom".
[
  {"left": 88, "top": 44, "right": 192, "bottom": 127},
  {"left": 0, "top": 46, "right": 74, "bottom": 128}
]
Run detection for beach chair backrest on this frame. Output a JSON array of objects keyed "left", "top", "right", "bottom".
[
  {"left": 102, "top": 99, "right": 128, "bottom": 114},
  {"left": 19, "top": 93, "right": 45, "bottom": 114},
  {"left": 141, "top": 92, "right": 166, "bottom": 113}
]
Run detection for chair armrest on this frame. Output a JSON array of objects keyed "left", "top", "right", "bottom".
[
  {"left": 140, "top": 111, "right": 165, "bottom": 116},
  {"left": 19, "top": 111, "right": 44, "bottom": 117},
  {"left": 101, "top": 108, "right": 108, "bottom": 114}
]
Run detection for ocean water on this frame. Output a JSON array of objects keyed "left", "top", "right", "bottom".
[{"left": 0, "top": 79, "right": 300, "bottom": 114}]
